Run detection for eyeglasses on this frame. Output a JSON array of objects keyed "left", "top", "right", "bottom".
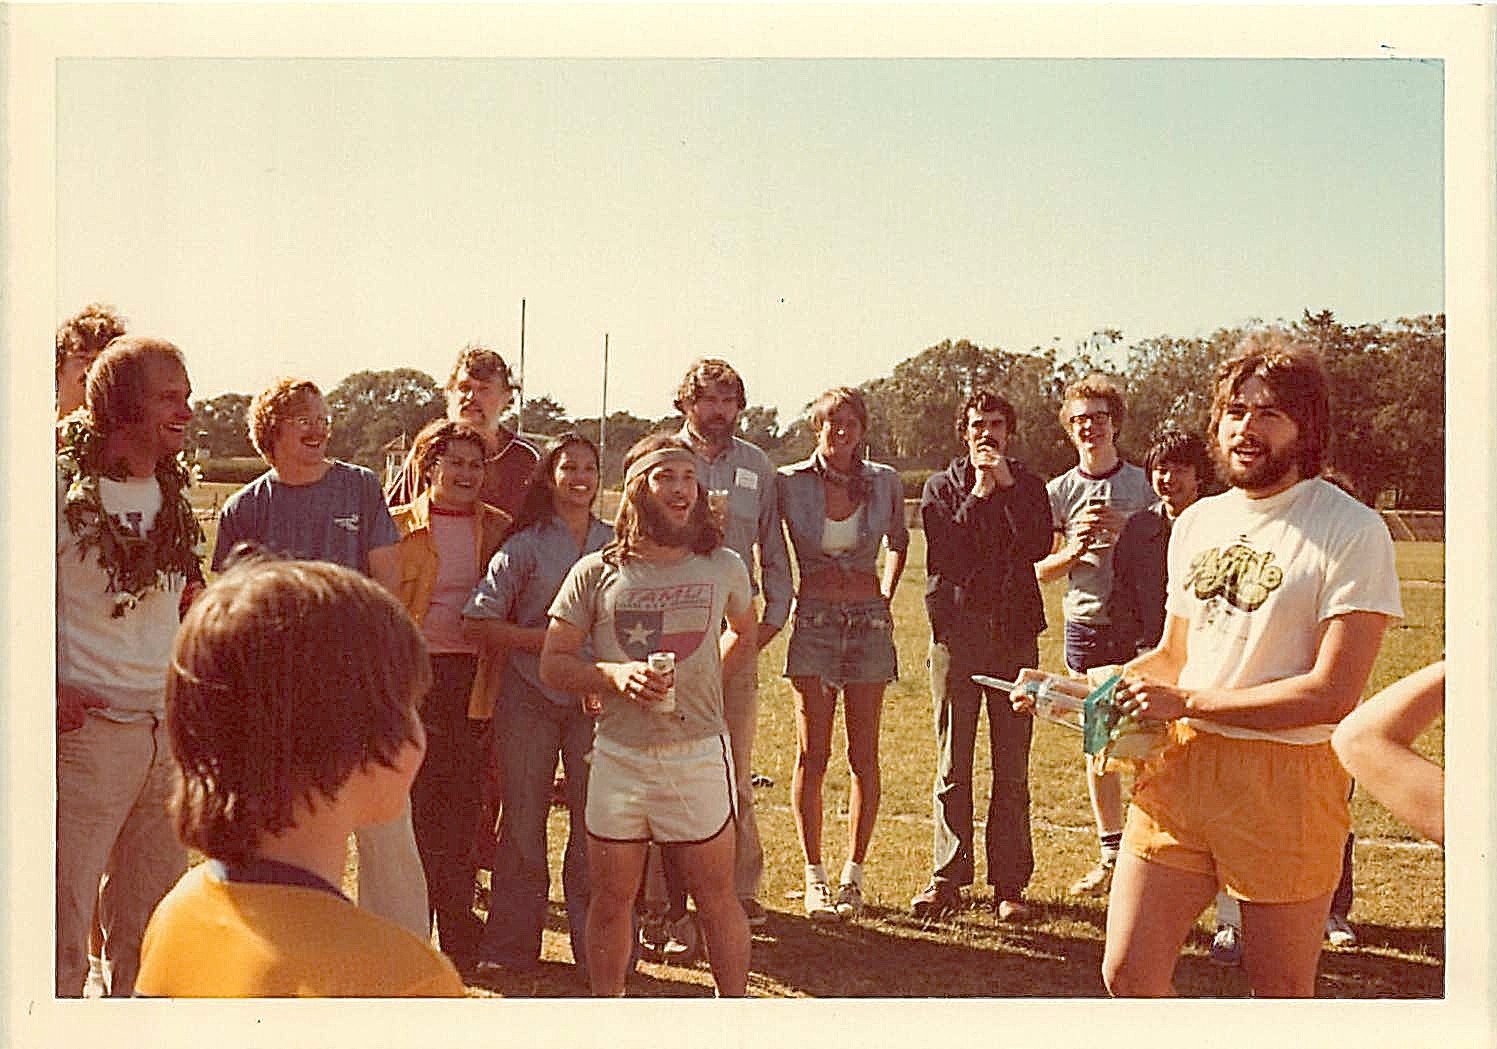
[
  {"left": 289, "top": 415, "right": 333, "bottom": 430},
  {"left": 1068, "top": 411, "right": 1112, "bottom": 428}
]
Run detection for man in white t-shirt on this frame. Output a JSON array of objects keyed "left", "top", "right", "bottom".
[
  {"left": 1091, "top": 333, "right": 1402, "bottom": 997},
  {"left": 542, "top": 434, "right": 756, "bottom": 997},
  {"left": 1035, "top": 374, "right": 1155, "bottom": 896},
  {"left": 55, "top": 337, "right": 200, "bottom": 995}
]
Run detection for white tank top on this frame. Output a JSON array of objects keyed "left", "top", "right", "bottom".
[{"left": 820, "top": 509, "right": 860, "bottom": 554}]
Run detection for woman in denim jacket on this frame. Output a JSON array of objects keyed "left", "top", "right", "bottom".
[{"left": 776, "top": 386, "right": 908, "bottom": 921}]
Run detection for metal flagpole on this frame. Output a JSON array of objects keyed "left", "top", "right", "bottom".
[{"left": 517, "top": 298, "right": 526, "bottom": 432}]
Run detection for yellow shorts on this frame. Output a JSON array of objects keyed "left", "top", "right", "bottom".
[{"left": 1122, "top": 722, "right": 1351, "bottom": 903}]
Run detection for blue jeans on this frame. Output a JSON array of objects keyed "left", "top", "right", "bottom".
[
  {"left": 1063, "top": 620, "right": 1133, "bottom": 674},
  {"left": 478, "top": 672, "right": 593, "bottom": 969},
  {"left": 928, "top": 637, "right": 1038, "bottom": 896}
]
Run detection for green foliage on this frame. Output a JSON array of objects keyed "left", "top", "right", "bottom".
[
  {"left": 514, "top": 393, "right": 572, "bottom": 437},
  {"left": 325, "top": 368, "right": 443, "bottom": 470},
  {"left": 188, "top": 392, "right": 254, "bottom": 459},
  {"left": 198, "top": 457, "right": 269, "bottom": 485},
  {"left": 898, "top": 469, "right": 933, "bottom": 501}
]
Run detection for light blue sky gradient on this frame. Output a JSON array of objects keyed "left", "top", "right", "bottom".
[{"left": 58, "top": 57, "right": 1443, "bottom": 422}]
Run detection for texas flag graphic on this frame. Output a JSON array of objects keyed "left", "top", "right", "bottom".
[{"left": 614, "top": 583, "right": 715, "bottom": 661}]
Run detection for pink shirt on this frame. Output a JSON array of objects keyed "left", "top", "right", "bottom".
[{"left": 423, "top": 510, "right": 479, "bottom": 654}]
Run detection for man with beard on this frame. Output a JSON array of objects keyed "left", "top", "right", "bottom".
[
  {"left": 55, "top": 337, "right": 199, "bottom": 995},
  {"left": 386, "top": 343, "right": 540, "bottom": 518},
  {"left": 1065, "top": 333, "right": 1401, "bottom": 997},
  {"left": 542, "top": 434, "right": 755, "bottom": 996},
  {"left": 1035, "top": 375, "right": 1155, "bottom": 897},
  {"left": 212, "top": 378, "right": 430, "bottom": 940},
  {"left": 910, "top": 390, "right": 1052, "bottom": 921},
  {"left": 669, "top": 358, "right": 791, "bottom": 929}
]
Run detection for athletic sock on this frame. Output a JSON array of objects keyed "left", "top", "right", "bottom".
[
  {"left": 805, "top": 863, "right": 829, "bottom": 886},
  {"left": 840, "top": 860, "right": 864, "bottom": 888},
  {"left": 1100, "top": 831, "right": 1122, "bottom": 865}
]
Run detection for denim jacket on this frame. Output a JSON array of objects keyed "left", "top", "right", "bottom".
[{"left": 776, "top": 456, "right": 910, "bottom": 582}]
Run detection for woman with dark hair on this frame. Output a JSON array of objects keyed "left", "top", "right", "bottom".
[
  {"left": 389, "top": 418, "right": 512, "bottom": 968},
  {"left": 776, "top": 386, "right": 909, "bottom": 921},
  {"left": 464, "top": 433, "right": 612, "bottom": 978}
]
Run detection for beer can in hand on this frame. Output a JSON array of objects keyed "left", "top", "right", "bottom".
[{"left": 647, "top": 651, "right": 677, "bottom": 713}]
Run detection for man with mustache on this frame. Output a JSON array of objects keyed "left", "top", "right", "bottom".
[
  {"left": 1089, "top": 334, "right": 1402, "bottom": 997},
  {"left": 386, "top": 343, "right": 540, "bottom": 518},
  {"left": 212, "top": 378, "right": 430, "bottom": 940},
  {"left": 910, "top": 390, "right": 1053, "bottom": 920},
  {"left": 668, "top": 358, "right": 791, "bottom": 932},
  {"left": 1035, "top": 375, "right": 1156, "bottom": 897}
]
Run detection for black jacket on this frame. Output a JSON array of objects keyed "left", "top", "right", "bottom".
[
  {"left": 920, "top": 455, "right": 1052, "bottom": 646},
  {"left": 1109, "top": 500, "right": 1172, "bottom": 656}
]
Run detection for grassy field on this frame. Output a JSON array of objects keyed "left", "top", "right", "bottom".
[
  {"left": 188, "top": 486, "right": 1445, "bottom": 998},
  {"left": 467, "top": 531, "right": 1445, "bottom": 999}
]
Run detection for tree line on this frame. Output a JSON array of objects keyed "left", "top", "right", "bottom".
[{"left": 189, "top": 309, "right": 1444, "bottom": 509}]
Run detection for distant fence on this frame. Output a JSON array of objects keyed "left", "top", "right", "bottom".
[{"left": 194, "top": 491, "right": 1443, "bottom": 543}]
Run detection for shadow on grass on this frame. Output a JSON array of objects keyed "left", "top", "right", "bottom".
[{"left": 465, "top": 899, "right": 1443, "bottom": 1000}]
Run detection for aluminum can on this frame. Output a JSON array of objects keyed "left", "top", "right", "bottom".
[{"left": 647, "top": 651, "right": 677, "bottom": 713}]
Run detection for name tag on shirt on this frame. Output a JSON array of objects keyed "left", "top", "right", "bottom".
[{"left": 735, "top": 467, "right": 758, "bottom": 490}]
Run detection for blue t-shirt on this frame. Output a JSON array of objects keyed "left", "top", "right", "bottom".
[{"left": 212, "top": 460, "right": 399, "bottom": 573}]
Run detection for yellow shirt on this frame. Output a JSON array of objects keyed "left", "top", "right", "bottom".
[{"left": 135, "top": 863, "right": 464, "bottom": 997}]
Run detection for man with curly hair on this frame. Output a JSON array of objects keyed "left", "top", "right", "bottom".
[
  {"left": 211, "top": 377, "right": 430, "bottom": 939},
  {"left": 385, "top": 343, "right": 540, "bottom": 517},
  {"left": 55, "top": 336, "right": 198, "bottom": 995},
  {"left": 56, "top": 302, "right": 128, "bottom": 418}
]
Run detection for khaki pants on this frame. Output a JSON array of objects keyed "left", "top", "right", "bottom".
[
  {"left": 354, "top": 801, "right": 431, "bottom": 939},
  {"left": 721, "top": 659, "right": 764, "bottom": 900},
  {"left": 56, "top": 715, "right": 186, "bottom": 997}
]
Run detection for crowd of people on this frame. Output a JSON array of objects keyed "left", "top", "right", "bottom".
[{"left": 54, "top": 302, "right": 1443, "bottom": 999}]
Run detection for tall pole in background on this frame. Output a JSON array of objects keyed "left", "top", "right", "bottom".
[
  {"left": 517, "top": 298, "right": 527, "bottom": 434},
  {"left": 600, "top": 332, "right": 609, "bottom": 486}
]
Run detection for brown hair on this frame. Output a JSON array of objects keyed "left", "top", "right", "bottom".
[
  {"left": 1058, "top": 373, "right": 1127, "bottom": 432},
  {"left": 604, "top": 433, "right": 722, "bottom": 565},
  {"left": 247, "top": 378, "right": 323, "bottom": 460},
  {"left": 809, "top": 385, "right": 869, "bottom": 434},
  {"left": 166, "top": 554, "right": 430, "bottom": 863},
  {"left": 957, "top": 388, "right": 1017, "bottom": 438},
  {"left": 57, "top": 302, "right": 128, "bottom": 377},
  {"left": 673, "top": 358, "right": 746, "bottom": 414},
  {"left": 1210, "top": 331, "right": 1331, "bottom": 480},
  {"left": 408, "top": 418, "right": 489, "bottom": 493},
  {"left": 85, "top": 336, "right": 186, "bottom": 436},
  {"left": 446, "top": 342, "right": 513, "bottom": 392}
]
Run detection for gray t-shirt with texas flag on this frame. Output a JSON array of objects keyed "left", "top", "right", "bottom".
[{"left": 549, "top": 546, "right": 750, "bottom": 748}]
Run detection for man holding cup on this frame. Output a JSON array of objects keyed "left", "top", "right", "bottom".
[{"left": 1034, "top": 374, "right": 1154, "bottom": 896}]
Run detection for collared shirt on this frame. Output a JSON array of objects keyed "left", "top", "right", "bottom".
[
  {"left": 464, "top": 513, "right": 614, "bottom": 707},
  {"left": 676, "top": 427, "right": 792, "bottom": 629},
  {"left": 777, "top": 456, "right": 909, "bottom": 582}
]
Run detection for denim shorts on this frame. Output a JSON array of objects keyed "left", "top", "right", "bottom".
[
  {"left": 1063, "top": 620, "right": 1133, "bottom": 674},
  {"left": 784, "top": 597, "right": 898, "bottom": 689}
]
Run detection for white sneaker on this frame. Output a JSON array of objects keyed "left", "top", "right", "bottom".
[
  {"left": 1325, "top": 914, "right": 1357, "bottom": 947},
  {"left": 805, "top": 877, "right": 839, "bottom": 922},
  {"left": 835, "top": 881, "right": 863, "bottom": 919},
  {"left": 661, "top": 913, "right": 702, "bottom": 964}
]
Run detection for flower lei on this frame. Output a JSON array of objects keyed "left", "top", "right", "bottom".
[{"left": 57, "top": 409, "right": 204, "bottom": 618}]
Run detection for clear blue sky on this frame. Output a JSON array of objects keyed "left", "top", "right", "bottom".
[{"left": 57, "top": 56, "right": 1443, "bottom": 424}]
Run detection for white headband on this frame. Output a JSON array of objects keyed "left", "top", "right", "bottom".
[{"left": 624, "top": 446, "right": 696, "bottom": 485}]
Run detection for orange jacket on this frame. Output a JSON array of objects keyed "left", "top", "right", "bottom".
[{"left": 391, "top": 491, "right": 512, "bottom": 718}]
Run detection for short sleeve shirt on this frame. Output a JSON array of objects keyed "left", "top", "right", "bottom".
[
  {"left": 1166, "top": 478, "right": 1404, "bottom": 744},
  {"left": 1046, "top": 461, "right": 1155, "bottom": 624},
  {"left": 212, "top": 461, "right": 399, "bottom": 572},
  {"left": 549, "top": 547, "right": 751, "bottom": 747}
]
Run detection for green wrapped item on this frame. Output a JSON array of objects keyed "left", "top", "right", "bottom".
[
  {"left": 1082, "top": 671, "right": 1125, "bottom": 756},
  {"left": 1083, "top": 670, "right": 1169, "bottom": 764}
]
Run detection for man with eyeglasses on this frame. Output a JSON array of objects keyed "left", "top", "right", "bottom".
[
  {"left": 1034, "top": 374, "right": 1154, "bottom": 897},
  {"left": 211, "top": 377, "right": 430, "bottom": 939},
  {"left": 385, "top": 343, "right": 540, "bottom": 518}
]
